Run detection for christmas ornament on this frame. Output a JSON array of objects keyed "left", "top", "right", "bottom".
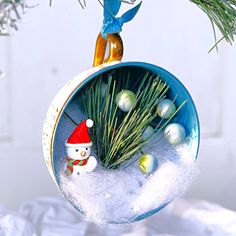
[
  {"left": 116, "top": 90, "right": 136, "bottom": 112},
  {"left": 164, "top": 123, "right": 186, "bottom": 145},
  {"left": 43, "top": 0, "right": 200, "bottom": 224},
  {"left": 139, "top": 154, "right": 158, "bottom": 174},
  {"left": 65, "top": 119, "right": 97, "bottom": 176},
  {"left": 42, "top": 59, "right": 200, "bottom": 223},
  {"left": 157, "top": 99, "right": 176, "bottom": 119}
]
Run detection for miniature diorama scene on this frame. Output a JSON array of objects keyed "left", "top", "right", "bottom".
[
  {"left": 1, "top": 0, "right": 236, "bottom": 235},
  {"left": 53, "top": 65, "right": 199, "bottom": 223}
]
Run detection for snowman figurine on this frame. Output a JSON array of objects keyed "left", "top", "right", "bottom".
[{"left": 65, "top": 119, "right": 97, "bottom": 176}]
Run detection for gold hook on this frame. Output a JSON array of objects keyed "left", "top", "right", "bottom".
[{"left": 93, "top": 33, "right": 124, "bottom": 67}]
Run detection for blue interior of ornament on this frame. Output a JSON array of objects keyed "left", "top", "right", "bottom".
[{"left": 52, "top": 62, "right": 200, "bottom": 223}]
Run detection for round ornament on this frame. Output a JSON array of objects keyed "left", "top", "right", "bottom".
[
  {"left": 164, "top": 123, "right": 186, "bottom": 145},
  {"left": 43, "top": 34, "right": 200, "bottom": 224},
  {"left": 116, "top": 90, "right": 136, "bottom": 112},
  {"left": 157, "top": 99, "right": 176, "bottom": 119},
  {"left": 139, "top": 154, "right": 158, "bottom": 174}
]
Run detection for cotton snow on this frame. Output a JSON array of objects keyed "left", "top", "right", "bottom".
[{"left": 59, "top": 134, "right": 198, "bottom": 223}]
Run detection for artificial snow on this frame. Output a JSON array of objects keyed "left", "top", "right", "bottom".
[{"left": 59, "top": 134, "right": 198, "bottom": 224}]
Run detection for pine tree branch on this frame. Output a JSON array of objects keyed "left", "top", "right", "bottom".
[
  {"left": 0, "top": 0, "right": 27, "bottom": 35},
  {"left": 191, "top": 0, "right": 236, "bottom": 47},
  {"left": 82, "top": 70, "right": 186, "bottom": 169}
]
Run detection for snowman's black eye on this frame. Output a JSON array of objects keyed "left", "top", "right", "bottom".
[
  {"left": 75, "top": 149, "right": 79, "bottom": 152},
  {"left": 86, "top": 148, "right": 88, "bottom": 150}
]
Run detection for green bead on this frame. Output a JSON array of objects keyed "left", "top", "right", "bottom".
[
  {"left": 139, "top": 154, "right": 158, "bottom": 174},
  {"left": 157, "top": 99, "right": 176, "bottom": 119},
  {"left": 116, "top": 90, "right": 136, "bottom": 112}
]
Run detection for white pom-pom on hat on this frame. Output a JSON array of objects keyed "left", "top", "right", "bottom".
[{"left": 86, "top": 119, "right": 94, "bottom": 128}]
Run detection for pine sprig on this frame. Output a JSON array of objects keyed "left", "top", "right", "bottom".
[
  {"left": 191, "top": 0, "right": 236, "bottom": 48},
  {"left": 82, "top": 71, "right": 187, "bottom": 169},
  {"left": 0, "top": 0, "right": 27, "bottom": 35}
]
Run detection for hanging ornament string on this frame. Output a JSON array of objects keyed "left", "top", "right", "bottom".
[
  {"left": 92, "top": 0, "right": 142, "bottom": 66},
  {"left": 101, "top": 0, "right": 142, "bottom": 38}
]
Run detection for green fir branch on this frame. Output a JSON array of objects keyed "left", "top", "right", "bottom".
[
  {"left": 82, "top": 70, "right": 187, "bottom": 169},
  {"left": 0, "top": 0, "right": 31, "bottom": 35},
  {"left": 191, "top": 0, "right": 236, "bottom": 48}
]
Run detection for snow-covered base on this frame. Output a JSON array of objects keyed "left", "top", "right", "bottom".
[{"left": 59, "top": 134, "right": 198, "bottom": 224}]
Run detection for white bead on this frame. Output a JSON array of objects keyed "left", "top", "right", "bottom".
[
  {"left": 164, "top": 123, "right": 186, "bottom": 145},
  {"left": 116, "top": 90, "right": 136, "bottom": 112},
  {"left": 157, "top": 99, "right": 176, "bottom": 119},
  {"left": 86, "top": 119, "right": 94, "bottom": 128}
]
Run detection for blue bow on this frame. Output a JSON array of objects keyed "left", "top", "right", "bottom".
[{"left": 101, "top": 0, "right": 142, "bottom": 38}]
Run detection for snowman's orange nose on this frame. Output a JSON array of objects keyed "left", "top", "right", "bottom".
[{"left": 80, "top": 151, "right": 86, "bottom": 157}]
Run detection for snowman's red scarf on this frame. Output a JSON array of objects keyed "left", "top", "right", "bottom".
[{"left": 65, "top": 157, "right": 88, "bottom": 175}]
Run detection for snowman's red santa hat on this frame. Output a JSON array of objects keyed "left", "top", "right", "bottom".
[{"left": 66, "top": 119, "right": 93, "bottom": 147}]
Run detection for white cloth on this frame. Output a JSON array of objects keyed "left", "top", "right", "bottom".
[
  {"left": 0, "top": 197, "right": 236, "bottom": 236},
  {"left": 0, "top": 204, "right": 35, "bottom": 236}
]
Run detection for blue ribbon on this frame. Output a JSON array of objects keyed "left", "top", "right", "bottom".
[{"left": 101, "top": 0, "right": 142, "bottom": 38}]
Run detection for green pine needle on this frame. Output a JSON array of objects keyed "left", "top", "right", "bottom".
[
  {"left": 82, "top": 70, "right": 187, "bottom": 169},
  {"left": 191, "top": 0, "right": 236, "bottom": 48}
]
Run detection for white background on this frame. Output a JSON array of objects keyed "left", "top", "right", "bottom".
[{"left": 0, "top": 0, "right": 236, "bottom": 210}]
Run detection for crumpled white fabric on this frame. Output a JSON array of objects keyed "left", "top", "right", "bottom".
[
  {"left": 0, "top": 204, "right": 35, "bottom": 236},
  {"left": 1, "top": 197, "right": 236, "bottom": 236}
]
